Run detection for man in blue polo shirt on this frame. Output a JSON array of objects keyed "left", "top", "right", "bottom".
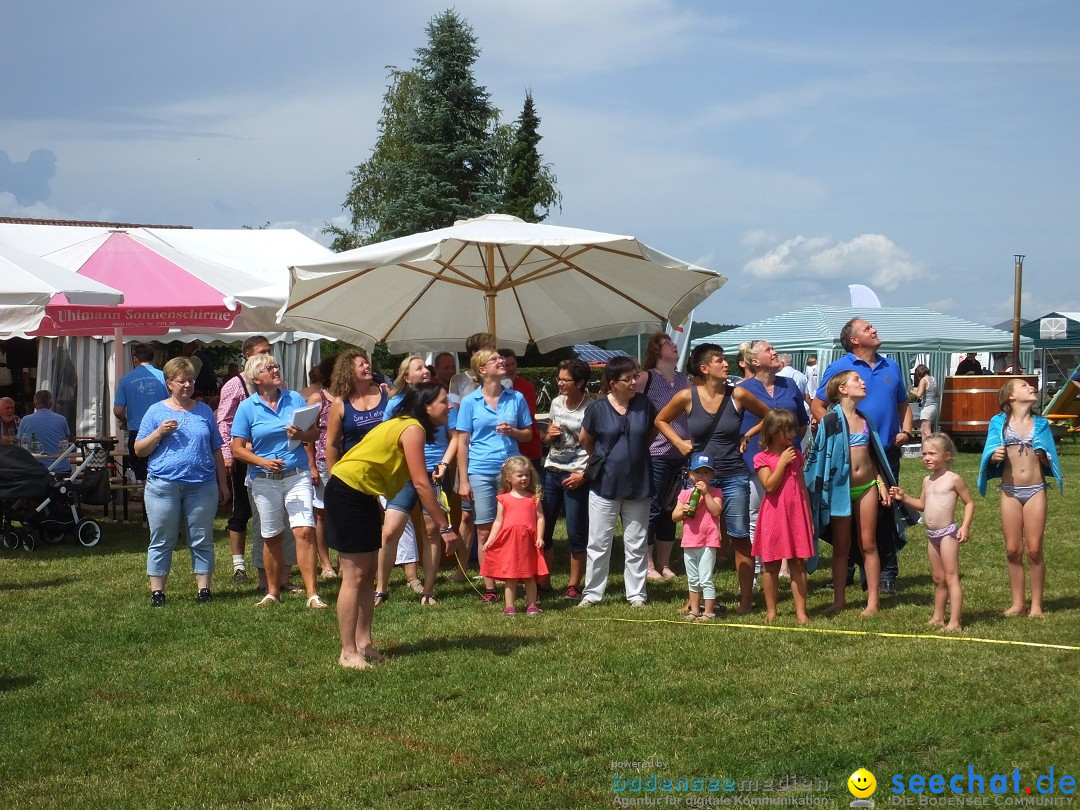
[
  {"left": 113, "top": 343, "right": 167, "bottom": 483},
  {"left": 811, "top": 318, "right": 914, "bottom": 595},
  {"left": 17, "top": 390, "right": 74, "bottom": 473}
]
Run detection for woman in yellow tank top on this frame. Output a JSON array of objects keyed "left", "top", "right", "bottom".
[{"left": 325, "top": 382, "right": 459, "bottom": 668}]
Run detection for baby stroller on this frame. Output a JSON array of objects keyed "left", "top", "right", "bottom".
[{"left": 0, "top": 443, "right": 103, "bottom": 551}]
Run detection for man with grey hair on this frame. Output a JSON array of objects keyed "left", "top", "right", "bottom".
[
  {"left": 811, "top": 318, "right": 913, "bottom": 595},
  {"left": 0, "top": 396, "right": 20, "bottom": 445},
  {"left": 776, "top": 353, "right": 809, "bottom": 405}
]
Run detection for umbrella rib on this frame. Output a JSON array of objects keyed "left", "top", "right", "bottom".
[
  {"left": 496, "top": 244, "right": 536, "bottom": 343},
  {"left": 288, "top": 267, "right": 380, "bottom": 311}
]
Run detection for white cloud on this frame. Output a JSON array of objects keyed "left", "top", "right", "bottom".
[{"left": 743, "top": 232, "right": 925, "bottom": 292}]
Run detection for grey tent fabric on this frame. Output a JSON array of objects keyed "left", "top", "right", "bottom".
[{"left": 693, "top": 306, "right": 1033, "bottom": 394}]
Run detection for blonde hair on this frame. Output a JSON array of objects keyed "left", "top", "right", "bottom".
[
  {"left": 499, "top": 455, "right": 541, "bottom": 502},
  {"left": 471, "top": 348, "right": 499, "bottom": 378},
  {"left": 826, "top": 370, "right": 860, "bottom": 405},
  {"left": 244, "top": 353, "right": 278, "bottom": 385},
  {"left": 922, "top": 432, "right": 956, "bottom": 468},
  {"left": 162, "top": 357, "right": 195, "bottom": 383},
  {"left": 390, "top": 355, "right": 427, "bottom": 397}
]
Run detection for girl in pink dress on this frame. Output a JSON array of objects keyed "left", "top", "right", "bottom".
[
  {"left": 752, "top": 410, "right": 815, "bottom": 624},
  {"left": 481, "top": 456, "right": 548, "bottom": 616}
]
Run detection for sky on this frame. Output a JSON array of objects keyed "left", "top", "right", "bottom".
[{"left": 2, "top": 0, "right": 1078, "bottom": 330}]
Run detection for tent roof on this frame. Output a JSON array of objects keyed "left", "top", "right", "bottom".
[
  {"left": 1020, "top": 312, "right": 1080, "bottom": 349},
  {"left": 0, "top": 223, "right": 333, "bottom": 335},
  {"left": 694, "top": 306, "right": 1032, "bottom": 353}
]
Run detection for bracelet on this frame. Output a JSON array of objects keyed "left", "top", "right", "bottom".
[{"left": 440, "top": 525, "right": 454, "bottom": 535}]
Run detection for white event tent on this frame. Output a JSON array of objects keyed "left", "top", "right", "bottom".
[
  {"left": 0, "top": 222, "right": 333, "bottom": 435},
  {"left": 693, "top": 306, "right": 1033, "bottom": 389}
]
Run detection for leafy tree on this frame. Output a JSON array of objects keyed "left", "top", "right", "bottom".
[
  {"left": 328, "top": 10, "right": 503, "bottom": 248},
  {"left": 498, "top": 91, "right": 561, "bottom": 223}
]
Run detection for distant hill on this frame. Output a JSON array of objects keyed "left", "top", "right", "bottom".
[{"left": 689, "top": 321, "right": 739, "bottom": 341}]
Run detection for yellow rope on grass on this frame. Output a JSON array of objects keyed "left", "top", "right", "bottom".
[{"left": 579, "top": 615, "right": 1080, "bottom": 651}]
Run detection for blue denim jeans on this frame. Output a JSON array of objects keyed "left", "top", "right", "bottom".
[
  {"left": 145, "top": 477, "right": 218, "bottom": 577},
  {"left": 542, "top": 467, "right": 590, "bottom": 554}
]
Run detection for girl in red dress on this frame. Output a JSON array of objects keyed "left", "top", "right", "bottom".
[
  {"left": 481, "top": 456, "right": 548, "bottom": 616},
  {"left": 752, "top": 409, "right": 815, "bottom": 624}
]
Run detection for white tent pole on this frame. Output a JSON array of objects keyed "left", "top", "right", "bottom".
[{"left": 113, "top": 326, "right": 124, "bottom": 438}]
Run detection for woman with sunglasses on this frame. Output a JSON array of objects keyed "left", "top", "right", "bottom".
[{"left": 230, "top": 354, "right": 324, "bottom": 608}]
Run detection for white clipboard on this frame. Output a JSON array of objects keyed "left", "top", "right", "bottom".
[{"left": 288, "top": 404, "right": 320, "bottom": 450}]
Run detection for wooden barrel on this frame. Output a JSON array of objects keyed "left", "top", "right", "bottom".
[{"left": 939, "top": 374, "right": 1038, "bottom": 440}]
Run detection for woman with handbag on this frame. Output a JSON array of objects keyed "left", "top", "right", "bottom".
[
  {"left": 655, "top": 343, "right": 770, "bottom": 614},
  {"left": 639, "top": 332, "right": 691, "bottom": 582},
  {"left": 577, "top": 356, "right": 658, "bottom": 608},
  {"left": 541, "top": 359, "right": 594, "bottom": 600}
]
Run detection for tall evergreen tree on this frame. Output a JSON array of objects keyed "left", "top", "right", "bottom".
[
  {"left": 500, "top": 91, "right": 561, "bottom": 223},
  {"left": 328, "top": 10, "right": 504, "bottom": 248}
]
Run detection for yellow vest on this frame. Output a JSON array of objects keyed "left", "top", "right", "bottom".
[{"left": 331, "top": 417, "right": 420, "bottom": 496}]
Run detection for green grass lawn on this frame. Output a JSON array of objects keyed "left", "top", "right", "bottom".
[{"left": 2, "top": 446, "right": 1078, "bottom": 809}]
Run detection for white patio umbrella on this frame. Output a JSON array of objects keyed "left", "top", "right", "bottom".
[
  {"left": 0, "top": 243, "right": 124, "bottom": 334},
  {"left": 280, "top": 214, "right": 726, "bottom": 353}
]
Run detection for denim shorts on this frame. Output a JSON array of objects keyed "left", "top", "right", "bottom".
[
  {"left": 710, "top": 472, "right": 751, "bottom": 540},
  {"left": 468, "top": 471, "right": 501, "bottom": 524}
]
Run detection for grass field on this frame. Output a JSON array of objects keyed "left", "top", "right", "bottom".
[{"left": 1, "top": 446, "right": 1078, "bottom": 809}]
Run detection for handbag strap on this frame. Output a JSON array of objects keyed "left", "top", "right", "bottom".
[{"left": 690, "top": 384, "right": 731, "bottom": 456}]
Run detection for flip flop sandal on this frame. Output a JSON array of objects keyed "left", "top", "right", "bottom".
[
  {"left": 420, "top": 593, "right": 438, "bottom": 606},
  {"left": 373, "top": 591, "right": 390, "bottom": 606}
]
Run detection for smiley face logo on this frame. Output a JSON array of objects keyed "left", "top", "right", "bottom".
[{"left": 847, "top": 768, "right": 877, "bottom": 799}]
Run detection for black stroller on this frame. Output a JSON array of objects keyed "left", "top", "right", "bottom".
[{"left": 0, "top": 443, "right": 103, "bottom": 551}]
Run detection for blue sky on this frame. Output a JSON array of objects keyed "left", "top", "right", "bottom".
[{"left": 2, "top": 0, "right": 1077, "bottom": 328}]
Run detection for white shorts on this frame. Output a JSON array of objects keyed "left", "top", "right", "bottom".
[
  {"left": 312, "top": 461, "right": 328, "bottom": 510},
  {"left": 251, "top": 473, "right": 315, "bottom": 537}
]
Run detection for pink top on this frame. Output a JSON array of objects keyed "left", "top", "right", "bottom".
[
  {"left": 677, "top": 486, "right": 722, "bottom": 548},
  {"left": 216, "top": 373, "right": 250, "bottom": 463}
]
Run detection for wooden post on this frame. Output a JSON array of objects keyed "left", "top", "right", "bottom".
[{"left": 1012, "top": 254, "right": 1024, "bottom": 372}]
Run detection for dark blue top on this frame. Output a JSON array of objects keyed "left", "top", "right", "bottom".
[{"left": 581, "top": 394, "right": 657, "bottom": 500}]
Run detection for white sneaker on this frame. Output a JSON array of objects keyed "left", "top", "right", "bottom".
[{"left": 629, "top": 599, "right": 646, "bottom": 609}]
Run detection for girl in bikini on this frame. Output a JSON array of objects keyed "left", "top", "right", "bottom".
[
  {"left": 977, "top": 379, "right": 1063, "bottom": 617},
  {"left": 804, "top": 370, "right": 891, "bottom": 617},
  {"left": 891, "top": 433, "right": 974, "bottom": 631}
]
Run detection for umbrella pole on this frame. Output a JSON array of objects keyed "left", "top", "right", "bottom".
[{"left": 485, "top": 243, "right": 496, "bottom": 338}]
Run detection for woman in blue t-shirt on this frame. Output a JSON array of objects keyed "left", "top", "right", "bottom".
[
  {"left": 455, "top": 348, "right": 532, "bottom": 602},
  {"left": 135, "top": 357, "right": 228, "bottom": 608}
]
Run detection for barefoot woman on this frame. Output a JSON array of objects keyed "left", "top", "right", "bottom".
[{"left": 324, "top": 383, "right": 459, "bottom": 668}]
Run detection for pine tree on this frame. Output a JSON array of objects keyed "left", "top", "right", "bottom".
[
  {"left": 328, "top": 10, "right": 506, "bottom": 248},
  {"left": 500, "top": 91, "right": 561, "bottom": 223}
]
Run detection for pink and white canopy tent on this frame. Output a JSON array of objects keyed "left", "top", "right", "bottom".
[
  {"left": 33, "top": 231, "right": 261, "bottom": 336},
  {"left": 0, "top": 243, "right": 123, "bottom": 334}
]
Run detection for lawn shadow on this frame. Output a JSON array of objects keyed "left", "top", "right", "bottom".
[
  {"left": 0, "top": 575, "right": 79, "bottom": 592},
  {"left": 387, "top": 632, "right": 554, "bottom": 658},
  {"left": 0, "top": 673, "right": 39, "bottom": 691}
]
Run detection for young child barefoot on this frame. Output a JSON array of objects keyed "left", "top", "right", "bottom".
[
  {"left": 752, "top": 410, "right": 815, "bottom": 624},
  {"left": 891, "top": 434, "right": 973, "bottom": 631},
  {"left": 672, "top": 454, "right": 724, "bottom": 621},
  {"left": 976, "top": 379, "right": 1063, "bottom": 618}
]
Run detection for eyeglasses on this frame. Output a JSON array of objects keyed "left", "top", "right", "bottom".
[
  {"left": 617, "top": 373, "right": 640, "bottom": 384},
  {"left": 169, "top": 378, "right": 195, "bottom": 386}
]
